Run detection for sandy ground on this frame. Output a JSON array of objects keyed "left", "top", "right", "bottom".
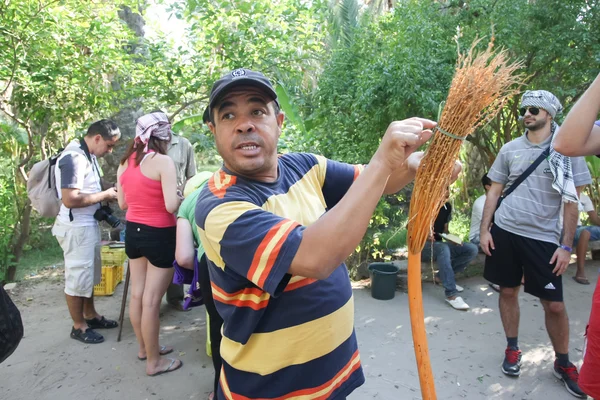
[{"left": 1, "top": 261, "right": 598, "bottom": 400}]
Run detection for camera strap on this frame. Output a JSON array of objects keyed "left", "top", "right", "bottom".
[{"left": 65, "top": 139, "right": 101, "bottom": 222}]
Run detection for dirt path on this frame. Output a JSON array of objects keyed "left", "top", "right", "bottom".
[{"left": 1, "top": 262, "right": 598, "bottom": 400}]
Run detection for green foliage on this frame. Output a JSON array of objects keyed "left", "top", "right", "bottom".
[
  {"left": 0, "top": 1, "right": 141, "bottom": 279},
  {"left": 448, "top": 209, "right": 471, "bottom": 243},
  {"left": 307, "top": 0, "right": 457, "bottom": 162}
]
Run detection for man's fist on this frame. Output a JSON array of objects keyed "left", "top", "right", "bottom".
[{"left": 373, "top": 118, "right": 436, "bottom": 173}]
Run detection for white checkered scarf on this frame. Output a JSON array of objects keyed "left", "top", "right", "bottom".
[
  {"left": 134, "top": 112, "right": 172, "bottom": 153},
  {"left": 547, "top": 122, "right": 578, "bottom": 203}
]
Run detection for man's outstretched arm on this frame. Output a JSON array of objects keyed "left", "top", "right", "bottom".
[
  {"left": 554, "top": 72, "right": 600, "bottom": 156},
  {"left": 289, "top": 118, "right": 434, "bottom": 280}
]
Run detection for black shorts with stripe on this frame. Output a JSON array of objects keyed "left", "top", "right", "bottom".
[{"left": 484, "top": 224, "right": 563, "bottom": 302}]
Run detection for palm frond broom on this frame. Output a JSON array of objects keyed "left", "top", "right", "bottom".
[{"left": 406, "top": 39, "right": 526, "bottom": 400}]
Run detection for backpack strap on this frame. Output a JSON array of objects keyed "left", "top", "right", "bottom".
[
  {"left": 503, "top": 145, "right": 550, "bottom": 199},
  {"left": 58, "top": 141, "right": 90, "bottom": 222}
]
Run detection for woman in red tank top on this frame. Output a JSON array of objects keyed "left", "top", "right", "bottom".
[{"left": 116, "top": 112, "right": 183, "bottom": 377}]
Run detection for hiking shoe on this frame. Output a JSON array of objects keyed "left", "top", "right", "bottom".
[
  {"left": 553, "top": 360, "right": 587, "bottom": 398},
  {"left": 70, "top": 327, "right": 104, "bottom": 344},
  {"left": 502, "top": 347, "right": 521, "bottom": 376}
]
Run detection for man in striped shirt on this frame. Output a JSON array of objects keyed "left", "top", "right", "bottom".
[{"left": 195, "top": 68, "right": 455, "bottom": 399}]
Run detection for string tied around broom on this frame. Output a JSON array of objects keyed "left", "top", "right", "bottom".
[{"left": 433, "top": 126, "right": 466, "bottom": 141}]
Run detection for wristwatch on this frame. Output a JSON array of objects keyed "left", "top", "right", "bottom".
[{"left": 560, "top": 244, "right": 573, "bottom": 252}]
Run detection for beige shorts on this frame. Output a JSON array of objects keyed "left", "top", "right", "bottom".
[{"left": 52, "top": 220, "right": 101, "bottom": 298}]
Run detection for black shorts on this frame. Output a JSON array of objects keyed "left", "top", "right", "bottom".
[
  {"left": 484, "top": 224, "right": 563, "bottom": 302},
  {"left": 125, "top": 221, "right": 176, "bottom": 269}
]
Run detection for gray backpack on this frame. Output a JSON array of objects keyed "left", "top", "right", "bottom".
[{"left": 27, "top": 151, "right": 64, "bottom": 218}]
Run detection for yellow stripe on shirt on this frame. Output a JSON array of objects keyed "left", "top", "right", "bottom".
[
  {"left": 262, "top": 164, "right": 327, "bottom": 225},
  {"left": 200, "top": 201, "right": 261, "bottom": 269},
  {"left": 220, "top": 296, "right": 355, "bottom": 376}
]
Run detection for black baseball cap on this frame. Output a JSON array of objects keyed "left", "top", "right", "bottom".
[{"left": 207, "top": 68, "right": 279, "bottom": 121}]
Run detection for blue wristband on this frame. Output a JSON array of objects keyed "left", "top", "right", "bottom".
[{"left": 560, "top": 244, "right": 572, "bottom": 252}]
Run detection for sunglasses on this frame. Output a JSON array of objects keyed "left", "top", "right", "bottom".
[{"left": 519, "top": 107, "right": 540, "bottom": 116}]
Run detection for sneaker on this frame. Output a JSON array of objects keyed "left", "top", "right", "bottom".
[
  {"left": 455, "top": 284, "right": 464, "bottom": 292},
  {"left": 445, "top": 296, "right": 469, "bottom": 310},
  {"left": 502, "top": 347, "right": 521, "bottom": 376},
  {"left": 553, "top": 360, "right": 587, "bottom": 398}
]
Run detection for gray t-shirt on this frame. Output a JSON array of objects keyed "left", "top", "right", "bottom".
[{"left": 488, "top": 130, "right": 592, "bottom": 245}]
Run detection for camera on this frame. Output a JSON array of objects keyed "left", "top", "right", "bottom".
[{"left": 94, "top": 205, "right": 121, "bottom": 228}]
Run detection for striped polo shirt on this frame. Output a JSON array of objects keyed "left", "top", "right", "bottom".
[
  {"left": 489, "top": 130, "right": 592, "bottom": 244},
  {"left": 195, "top": 153, "right": 365, "bottom": 400}
]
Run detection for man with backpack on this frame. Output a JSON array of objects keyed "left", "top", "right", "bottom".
[
  {"left": 51, "top": 120, "right": 121, "bottom": 344},
  {"left": 480, "top": 91, "right": 591, "bottom": 398}
]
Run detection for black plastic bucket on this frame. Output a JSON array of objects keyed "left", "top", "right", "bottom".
[{"left": 368, "top": 262, "right": 400, "bottom": 300}]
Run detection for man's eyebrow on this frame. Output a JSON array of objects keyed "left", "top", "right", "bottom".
[
  {"left": 248, "top": 96, "right": 268, "bottom": 106},
  {"left": 217, "top": 100, "right": 234, "bottom": 112}
]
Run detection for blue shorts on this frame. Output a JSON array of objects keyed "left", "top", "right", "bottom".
[{"left": 574, "top": 226, "right": 600, "bottom": 246}]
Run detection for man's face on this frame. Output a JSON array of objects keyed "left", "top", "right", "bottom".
[
  {"left": 522, "top": 107, "right": 550, "bottom": 131},
  {"left": 93, "top": 134, "right": 118, "bottom": 158},
  {"left": 208, "top": 86, "right": 284, "bottom": 181}
]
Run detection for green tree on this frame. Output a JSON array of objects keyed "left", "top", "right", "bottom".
[{"left": 0, "top": 0, "right": 140, "bottom": 279}]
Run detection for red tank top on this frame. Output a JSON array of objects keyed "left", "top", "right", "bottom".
[{"left": 120, "top": 153, "right": 176, "bottom": 228}]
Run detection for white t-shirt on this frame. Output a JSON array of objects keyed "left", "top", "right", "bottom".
[
  {"left": 469, "top": 194, "right": 486, "bottom": 242},
  {"left": 55, "top": 140, "right": 102, "bottom": 227},
  {"left": 578, "top": 193, "right": 595, "bottom": 226},
  {"left": 558, "top": 192, "right": 595, "bottom": 229}
]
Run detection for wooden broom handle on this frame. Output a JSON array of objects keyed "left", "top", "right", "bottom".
[{"left": 408, "top": 251, "right": 437, "bottom": 400}]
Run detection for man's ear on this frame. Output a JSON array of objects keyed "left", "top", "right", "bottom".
[
  {"left": 207, "top": 122, "right": 216, "bottom": 135},
  {"left": 276, "top": 112, "right": 285, "bottom": 136},
  {"left": 94, "top": 134, "right": 102, "bottom": 144}
]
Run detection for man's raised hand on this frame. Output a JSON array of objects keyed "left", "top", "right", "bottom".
[{"left": 373, "top": 118, "right": 436, "bottom": 174}]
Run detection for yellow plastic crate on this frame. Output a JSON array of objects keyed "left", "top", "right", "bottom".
[
  {"left": 94, "top": 264, "right": 124, "bottom": 296},
  {"left": 101, "top": 246, "right": 127, "bottom": 267}
]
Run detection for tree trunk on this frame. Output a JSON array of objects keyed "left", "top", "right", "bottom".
[
  {"left": 11, "top": 199, "right": 31, "bottom": 263},
  {"left": 5, "top": 265, "right": 16, "bottom": 282}
]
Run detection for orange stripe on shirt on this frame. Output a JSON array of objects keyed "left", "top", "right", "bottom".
[
  {"left": 221, "top": 350, "right": 362, "bottom": 400},
  {"left": 247, "top": 219, "right": 299, "bottom": 288},
  {"left": 284, "top": 277, "right": 317, "bottom": 292},
  {"left": 208, "top": 170, "right": 237, "bottom": 199},
  {"left": 353, "top": 165, "right": 360, "bottom": 181},
  {"left": 211, "top": 282, "right": 270, "bottom": 310}
]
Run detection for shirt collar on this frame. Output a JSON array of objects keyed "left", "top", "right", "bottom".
[{"left": 522, "top": 130, "right": 553, "bottom": 148}]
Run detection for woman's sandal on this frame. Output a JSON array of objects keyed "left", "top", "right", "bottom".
[
  {"left": 572, "top": 276, "right": 590, "bottom": 285},
  {"left": 138, "top": 345, "right": 174, "bottom": 361},
  {"left": 147, "top": 358, "right": 183, "bottom": 377}
]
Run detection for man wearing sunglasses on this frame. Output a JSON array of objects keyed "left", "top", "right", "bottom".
[{"left": 480, "top": 90, "right": 592, "bottom": 398}]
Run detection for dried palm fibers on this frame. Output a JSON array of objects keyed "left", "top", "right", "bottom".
[{"left": 406, "top": 40, "right": 525, "bottom": 400}]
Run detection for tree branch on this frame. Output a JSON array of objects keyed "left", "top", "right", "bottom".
[{"left": 168, "top": 96, "right": 208, "bottom": 121}]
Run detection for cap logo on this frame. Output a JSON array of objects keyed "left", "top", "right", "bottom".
[{"left": 231, "top": 69, "right": 246, "bottom": 78}]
